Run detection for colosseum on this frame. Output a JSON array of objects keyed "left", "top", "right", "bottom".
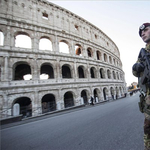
[{"left": 0, "top": 0, "right": 127, "bottom": 119}]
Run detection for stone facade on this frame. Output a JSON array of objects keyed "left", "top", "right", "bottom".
[{"left": 0, "top": 0, "right": 127, "bottom": 118}]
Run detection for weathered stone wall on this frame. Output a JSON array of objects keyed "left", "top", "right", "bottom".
[{"left": 0, "top": 0, "right": 126, "bottom": 118}]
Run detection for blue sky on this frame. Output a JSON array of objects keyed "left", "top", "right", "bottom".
[{"left": 48, "top": 0, "right": 150, "bottom": 86}]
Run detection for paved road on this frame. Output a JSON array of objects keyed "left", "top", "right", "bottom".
[{"left": 1, "top": 93, "right": 144, "bottom": 150}]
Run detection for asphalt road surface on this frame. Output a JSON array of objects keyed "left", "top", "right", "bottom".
[{"left": 1, "top": 93, "right": 145, "bottom": 150}]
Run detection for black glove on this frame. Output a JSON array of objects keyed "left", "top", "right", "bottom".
[{"left": 132, "top": 63, "right": 145, "bottom": 73}]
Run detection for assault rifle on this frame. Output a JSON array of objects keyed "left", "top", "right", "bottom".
[{"left": 139, "top": 48, "right": 150, "bottom": 92}]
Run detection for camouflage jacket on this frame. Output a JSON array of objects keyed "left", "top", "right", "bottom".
[
  {"left": 132, "top": 44, "right": 150, "bottom": 77},
  {"left": 132, "top": 44, "right": 150, "bottom": 94}
]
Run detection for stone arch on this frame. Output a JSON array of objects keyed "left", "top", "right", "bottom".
[
  {"left": 96, "top": 50, "right": 101, "bottom": 60},
  {"left": 87, "top": 47, "right": 92, "bottom": 57},
  {"left": 81, "top": 90, "right": 89, "bottom": 104},
  {"left": 64, "top": 91, "right": 74, "bottom": 108},
  {"left": 120, "top": 73, "right": 123, "bottom": 80},
  {"left": 39, "top": 36, "right": 53, "bottom": 51},
  {"left": 13, "top": 61, "right": 32, "bottom": 80},
  {"left": 0, "top": 31, "right": 4, "bottom": 46},
  {"left": 103, "top": 87, "right": 108, "bottom": 100},
  {"left": 110, "top": 87, "right": 115, "bottom": 99},
  {"left": 123, "top": 86, "right": 126, "bottom": 94},
  {"left": 109, "top": 56, "right": 112, "bottom": 64},
  {"left": 100, "top": 68, "right": 105, "bottom": 79},
  {"left": 104, "top": 53, "right": 107, "bottom": 62},
  {"left": 13, "top": 97, "right": 32, "bottom": 118},
  {"left": 78, "top": 65, "right": 85, "bottom": 78},
  {"left": 62, "top": 64, "right": 72, "bottom": 78},
  {"left": 41, "top": 93, "right": 56, "bottom": 113},
  {"left": 107, "top": 69, "right": 111, "bottom": 79},
  {"left": 112, "top": 71, "right": 116, "bottom": 79},
  {"left": 117, "top": 72, "right": 119, "bottom": 80},
  {"left": 93, "top": 88, "right": 100, "bottom": 102},
  {"left": 116, "top": 87, "right": 119, "bottom": 99},
  {"left": 15, "top": 31, "right": 31, "bottom": 48},
  {"left": 59, "top": 40, "right": 69, "bottom": 54},
  {"left": 113, "top": 58, "right": 116, "bottom": 66},
  {"left": 117, "top": 61, "right": 119, "bottom": 67},
  {"left": 119, "top": 87, "right": 123, "bottom": 96},
  {"left": 40, "top": 63, "right": 54, "bottom": 79},
  {"left": 90, "top": 67, "right": 97, "bottom": 78},
  {"left": 75, "top": 44, "right": 82, "bottom": 56}
]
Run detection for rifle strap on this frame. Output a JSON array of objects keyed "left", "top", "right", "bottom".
[{"left": 147, "top": 88, "right": 150, "bottom": 95}]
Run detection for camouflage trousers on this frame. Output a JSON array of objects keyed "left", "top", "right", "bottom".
[
  {"left": 144, "top": 95, "right": 150, "bottom": 150},
  {"left": 144, "top": 118, "right": 150, "bottom": 150}
]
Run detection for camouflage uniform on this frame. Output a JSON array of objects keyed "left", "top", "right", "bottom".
[{"left": 133, "top": 44, "right": 150, "bottom": 150}]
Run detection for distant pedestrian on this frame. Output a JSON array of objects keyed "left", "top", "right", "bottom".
[
  {"left": 124, "top": 93, "right": 127, "bottom": 97},
  {"left": 90, "top": 96, "right": 94, "bottom": 105}
]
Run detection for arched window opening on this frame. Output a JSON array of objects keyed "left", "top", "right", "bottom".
[
  {"left": 119, "top": 87, "right": 122, "bottom": 95},
  {"left": 90, "top": 67, "right": 95, "bottom": 78},
  {"left": 117, "top": 61, "right": 119, "bottom": 67},
  {"left": 75, "top": 44, "right": 82, "bottom": 56},
  {"left": 42, "top": 94, "right": 56, "bottom": 113},
  {"left": 116, "top": 87, "right": 119, "bottom": 99},
  {"left": 87, "top": 48, "right": 92, "bottom": 57},
  {"left": 103, "top": 88, "right": 107, "bottom": 100},
  {"left": 94, "top": 89, "right": 99, "bottom": 103},
  {"left": 107, "top": 42, "right": 109, "bottom": 46},
  {"left": 100, "top": 68, "right": 105, "bottom": 79},
  {"left": 120, "top": 73, "right": 123, "bottom": 80},
  {"left": 110, "top": 87, "right": 115, "bottom": 100},
  {"left": 15, "top": 33, "right": 31, "bottom": 48},
  {"left": 78, "top": 66, "right": 85, "bottom": 78},
  {"left": 113, "top": 71, "right": 116, "bottom": 79},
  {"left": 96, "top": 51, "right": 101, "bottom": 60},
  {"left": 59, "top": 41, "right": 69, "bottom": 54},
  {"left": 104, "top": 53, "right": 107, "bottom": 62},
  {"left": 14, "top": 63, "right": 32, "bottom": 80},
  {"left": 0, "top": 31, "right": 4, "bottom": 46},
  {"left": 74, "top": 25, "right": 79, "bottom": 31},
  {"left": 40, "top": 64, "right": 54, "bottom": 80},
  {"left": 64, "top": 92, "right": 74, "bottom": 108},
  {"left": 120, "top": 62, "right": 122, "bottom": 68},
  {"left": 81, "top": 90, "right": 88, "bottom": 105},
  {"left": 95, "top": 34, "right": 98, "bottom": 39},
  {"left": 62, "top": 65, "right": 71, "bottom": 78},
  {"left": 117, "top": 72, "right": 119, "bottom": 80},
  {"left": 109, "top": 56, "right": 112, "bottom": 64},
  {"left": 39, "top": 37, "right": 52, "bottom": 51},
  {"left": 107, "top": 70, "right": 111, "bottom": 79},
  {"left": 113, "top": 58, "right": 116, "bottom": 65},
  {"left": 14, "top": 97, "right": 32, "bottom": 118}
]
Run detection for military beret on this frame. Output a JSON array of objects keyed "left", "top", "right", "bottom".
[{"left": 139, "top": 23, "right": 150, "bottom": 37}]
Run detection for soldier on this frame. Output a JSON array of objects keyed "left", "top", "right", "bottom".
[{"left": 132, "top": 22, "right": 150, "bottom": 150}]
